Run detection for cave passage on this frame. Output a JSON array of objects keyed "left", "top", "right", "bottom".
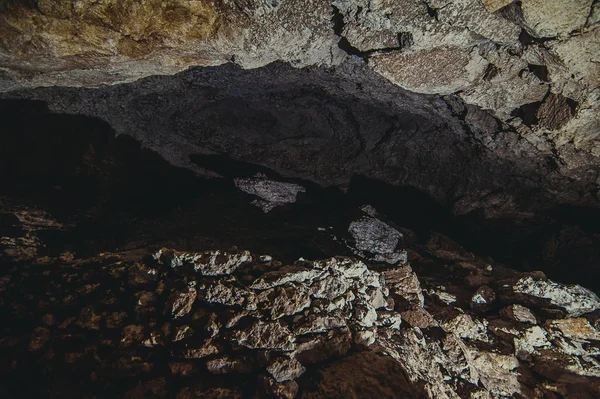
[
  {"left": 1, "top": 98, "right": 599, "bottom": 291},
  {"left": 2, "top": 64, "right": 600, "bottom": 399}
]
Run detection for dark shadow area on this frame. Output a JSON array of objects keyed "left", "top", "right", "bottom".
[
  {"left": 0, "top": 99, "right": 353, "bottom": 262},
  {"left": 1, "top": 97, "right": 599, "bottom": 292}
]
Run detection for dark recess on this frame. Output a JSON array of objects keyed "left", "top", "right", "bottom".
[{"left": 1, "top": 98, "right": 599, "bottom": 292}]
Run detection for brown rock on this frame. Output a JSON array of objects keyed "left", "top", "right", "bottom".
[
  {"left": 121, "top": 325, "right": 145, "bottom": 346},
  {"left": 500, "top": 304, "right": 537, "bottom": 324}
]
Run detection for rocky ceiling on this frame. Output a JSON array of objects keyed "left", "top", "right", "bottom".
[
  {"left": 1, "top": 0, "right": 599, "bottom": 213},
  {"left": 1, "top": 0, "right": 600, "bottom": 398}
]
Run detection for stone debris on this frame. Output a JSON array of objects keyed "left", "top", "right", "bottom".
[
  {"left": 2, "top": 239, "right": 600, "bottom": 398},
  {"left": 154, "top": 249, "right": 252, "bottom": 275},
  {"left": 511, "top": 276, "right": 600, "bottom": 317},
  {"left": 266, "top": 357, "right": 306, "bottom": 383},
  {"left": 166, "top": 283, "right": 198, "bottom": 319},
  {"left": 234, "top": 174, "right": 306, "bottom": 212}
]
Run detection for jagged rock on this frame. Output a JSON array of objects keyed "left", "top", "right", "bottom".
[
  {"left": 546, "top": 318, "right": 600, "bottom": 341},
  {"left": 106, "top": 311, "right": 128, "bottom": 329},
  {"left": 204, "top": 312, "right": 221, "bottom": 338},
  {"left": 205, "top": 356, "right": 253, "bottom": 374},
  {"left": 347, "top": 216, "right": 407, "bottom": 264},
  {"left": 155, "top": 249, "right": 252, "bottom": 275},
  {"left": 466, "top": 349, "right": 522, "bottom": 397},
  {"left": 460, "top": 48, "right": 549, "bottom": 117},
  {"left": 510, "top": 276, "right": 600, "bottom": 317},
  {"left": 308, "top": 273, "right": 350, "bottom": 301},
  {"left": 294, "top": 314, "right": 347, "bottom": 335},
  {"left": 428, "top": 287, "right": 458, "bottom": 305},
  {"left": 521, "top": 0, "right": 593, "bottom": 38},
  {"left": 471, "top": 285, "right": 497, "bottom": 313},
  {"left": 77, "top": 306, "right": 102, "bottom": 330},
  {"left": 169, "top": 362, "right": 195, "bottom": 376},
  {"left": 500, "top": 304, "right": 537, "bottom": 325},
  {"left": 166, "top": 283, "right": 198, "bottom": 318},
  {"left": 173, "top": 325, "right": 194, "bottom": 342},
  {"left": 443, "top": 314, "right": 490, "bottom": 342},
  {"left": 482, "top": 0, "right": 513, "bottom": 12},
  {"left": 143, "top": 331, "right": 164, "bottom": 348},
  {"left": 375, "top": 311, "right": 402, "bottom": 330},
  {"left": 384, "top": 265, "right": 425, "bottom": 307},
  {"left": 514, "top": 325, "right": 552, "bottom": 357},
  {"left": 261, "top": 375, "right": 299, "bottom": 399},
  {"left": 199, "top": 280, "right": 257, "bottom": 310},
  {"left": 135, "top": 291, "right": 158, "bottom": 314},
  {"left": 266, "top": 357, "right": 306, "bottom": 383},
  {"left": 270, "top": 285, "right": 312, "bottom": 319},
  {"left": 294, "top": 330, "right": 352, "bottom": 364},
  {"left": 3, "top": 243, "right": 600, "bottom": 397},
  {"left": 250, "top": 266, "right": 327, "bottom": 290},
  {"left": 400, "top": 306, "right": 439, "bottom": 329},
  {"left": 182, "top": 338, "right": 221, "bottom": 359},
  {"left": 234, "top": 174, "right": 306, "bottom": 213},
  {"left": 372, "top": 46, "right": 488, "bottom": 95},
  {"left": 234, "top": 321, "right": 295, "bottom": 351}
]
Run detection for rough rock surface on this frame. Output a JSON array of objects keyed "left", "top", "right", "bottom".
[
  {"left": 346, "top": 215, "right": 407, "bottom": 264},
  {"left": 3, "top": 61, "right": 599, "bottom": 226},
  {"left": 2, "top": 206, "right": 600, "bottom": 398},
  {"left": 234, "top": 174, "right": 306, "bottom": 213},
  {"left": 1, "top": 0, "right": 599, "bottom": 224}
]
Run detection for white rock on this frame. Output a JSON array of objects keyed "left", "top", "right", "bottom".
[
  {"left": 512, "top": 276, "right": 600, "bottom": 317},
  {"left": 443, "top": 314, "right": 489, "bottom": 342},
  {"left": 234, "top": 174, "right": 306, "bottom": 212}
]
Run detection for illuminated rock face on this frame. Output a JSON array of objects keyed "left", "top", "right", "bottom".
[
  {"left": 2, "top": 211, "right": 600, "bottom": 398},
  {"left": 1, "top": 1, "right": 599, "bottom": 217}
]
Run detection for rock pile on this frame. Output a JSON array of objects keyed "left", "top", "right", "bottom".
[{"left": 2, "top": 233, "right": 600, "bottom": 397}]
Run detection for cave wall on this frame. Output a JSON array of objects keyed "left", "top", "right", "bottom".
[
  {"left": 1, "top": 0, "right": 599, "bottom": 216},
  {"left": 3, "top": 61, "right": 599, "bottom": 219}
]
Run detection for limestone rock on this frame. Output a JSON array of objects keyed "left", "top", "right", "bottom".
[
  {"left": 266, "top": 357, "right": 306, "bottom": 383},
  {"left": 547, "top": 318, "right": 600, "bottom": 341},
  {"left": 166, "top": 283, "right": 197, "bottom": 318},
  {"left": 233, "top": 321, "right": 295, "bottom": 351},
  {"left": 500, "top": 304, "right": 537, "bottom": 324},
  {"left": 471, "top": 285, "right": 496, "bottom": 312},
  {"left": 371, "top": 46, "right": 488, "bottom": 95},
  {"left": 234, "top": 174, "right": 306, "bottom": 212},
  {"left": 3, "top": 242, "right": 600, "bottom": 397},
  {"left": 156, "top": 249, "right": 252, "bottom": 275},
  {"left": 511, "top": 276, "right": 600, "bottom": 317},
  {"left": 521, "top": 0, "right": 593, "bottom": 38},
  {"left": 347, "top": 216, "right": 407, "bottom": 264}
]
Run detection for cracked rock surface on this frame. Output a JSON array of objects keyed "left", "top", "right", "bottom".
[
  {"left": 2, "top": 210, "right": 600, "bottom": 398},
  {"left": 1, "top": 0, "right": 599, "bottom": 222}
]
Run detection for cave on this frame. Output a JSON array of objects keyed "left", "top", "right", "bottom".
[{"left": 1, "top": 1, "right": 600, "bottom": 398}]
